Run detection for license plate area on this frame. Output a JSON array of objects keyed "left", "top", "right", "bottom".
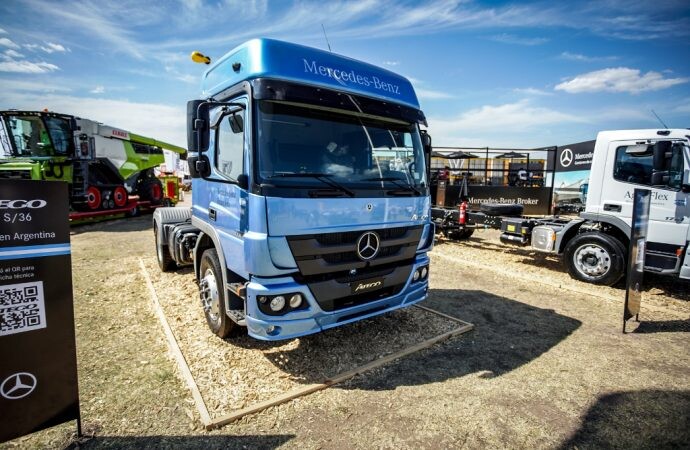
[{"left": 350, "top": 277, "right": 385, "bottom": 294}]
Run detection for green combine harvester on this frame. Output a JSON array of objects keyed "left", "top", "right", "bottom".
[{"left": 0, "top": 110, "right": 186, "bottom": 214}]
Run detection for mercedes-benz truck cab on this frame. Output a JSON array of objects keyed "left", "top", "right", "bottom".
[{"left": 154, "top": 39, "right": 434, "bottom": 341}]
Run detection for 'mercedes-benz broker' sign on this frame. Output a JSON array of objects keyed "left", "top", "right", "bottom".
[{"left": 0, "top": 180, "right": 80, "bottom": 444}]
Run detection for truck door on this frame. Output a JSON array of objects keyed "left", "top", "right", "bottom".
[
  {"left": 607, "top": 141, "right": 689, "bottom": 271},
  {"left": 203, "top": 98, "right": 249, "bottom": 276}
]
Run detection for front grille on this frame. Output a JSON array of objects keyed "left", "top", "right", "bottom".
[
  {"left": 0, "top": 169, "right": 32, "bottom": 179},
  {"left": 314, "top": 226, "right": 409, "bottom": 246},
  {"left": 286, "top": 225, "right": 423, "bottom": 311},
  {"left": 287, "top": 225, "right": 423, "bottom": 277}
]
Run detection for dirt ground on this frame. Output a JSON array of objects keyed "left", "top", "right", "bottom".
[{"left": 3, "top": 214, "right": 689, "bottom": 449}]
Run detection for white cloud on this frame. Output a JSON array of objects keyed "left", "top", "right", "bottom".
[
  {"left": 555, "top": 67, "right": 690, "bottom": 94},
  {"left": 427, "top": 100, "right": 585, "bottom": 146},
  {"left": 382, "top": 61, "right": 399, "bottom": 67},
  {"left": 0, "top": 60, "right": 59, "bottom": 73},
  {"left": 488, "top": 33, "right": 548, "bottom": 46},
  {"left": 90, "top": 86, "right": 105, "bottom": 94},
  {"left": 0, "top": 28, "right": 6, "bottom": 34},
  {"left": 2, "top": 49, "right": 24, "bottom": 59},
  {"left": 41, "top": 42, "right": 69, "bottom": 53},
  {"left": 513, "top": 87, "right": 553, "bottom": 96},
  {"left": 559, "top": 52, "right": 618, "bottom": 63},
  {"left": 0, "top": 92, "right": 186, "bottom": 147},
  {"left": 416, "top": 88, "right": 454, "bottom": 100},
  {"left": 1, "top": 79, "right": 72, "bottom": 93},
  {"left": 0, "top": 37, "right": 20, "bottom": 50}
]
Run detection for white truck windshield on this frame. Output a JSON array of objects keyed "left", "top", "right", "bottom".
[{"left": 256, "top": 100, "right": 427, "bottom": 193}]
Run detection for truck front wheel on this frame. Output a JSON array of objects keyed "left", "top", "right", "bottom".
[
  {"left": 564, "top": 232, "right": 626, "bottom": 286},
  {"left": 199, "top": 249, "right": 236, "bottom": 339}
]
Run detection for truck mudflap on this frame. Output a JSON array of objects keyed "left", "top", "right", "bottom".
[{"left": 243, "top": 254, "right": 430, "bottom": 341}]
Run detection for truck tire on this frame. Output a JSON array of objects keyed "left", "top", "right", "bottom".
[
  {"left": 564, "top": 232, "right": 626, "bottom": 286},
  {"left": 154, "top": 227, "right": 176, "bottom": 272},
  {"left": 480, "top": 203, "right": 523, "bottom": 217},
  {"left": 199, "top": 249, "right": 236, "bottom": 339}
]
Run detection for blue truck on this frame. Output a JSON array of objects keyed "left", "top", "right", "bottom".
[{"left": 153, "top": 39, "right": 434, "bottom": 340}]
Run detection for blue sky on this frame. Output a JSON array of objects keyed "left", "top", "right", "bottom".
[{"left": 1, "top": 0, "right": 689, "bottom": 149}]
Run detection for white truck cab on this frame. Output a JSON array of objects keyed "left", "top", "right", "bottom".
[
  {"left": 580, "top": 129, "right": 689, "bottom": 280},
  {"left": 497, "top": 129, "right": 689, "bottom": 285}
]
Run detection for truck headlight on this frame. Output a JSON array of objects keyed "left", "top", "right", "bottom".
[
  {"left": 421, "top": 266, "right": 428, "bottom": 279},
  {"left": 269, "top": 296, "right": 285, "bottom": 312},
  {"left": 413, "top": 270, "right": 420, "bottom": 281}
]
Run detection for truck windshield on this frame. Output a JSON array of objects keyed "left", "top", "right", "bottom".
[
  {"left": 256, "top": 100, "right": 426, "bottom": 196},
  {"left": 1, "top": 114, "right": 73, "bottom": 157}
]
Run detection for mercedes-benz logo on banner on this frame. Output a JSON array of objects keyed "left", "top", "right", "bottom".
[
  {"left": 356, "top": 231, "right": 380, "bottom": 260},
  {"left": 1, "top": 372, "right": 37, "bottom": 400},
  {"left": 560, "top": 148, "right": 573, "bottom": 168}
]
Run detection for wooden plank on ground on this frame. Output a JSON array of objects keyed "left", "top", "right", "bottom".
[
  {"left": 138, "top": 258, "right": 212, "bottom": 427},
  {"left": 207, "top": 317, "right": 474, "bottom": 429},
  {"left": 141, "top": 257, "right": 474, "bottom": 430}
]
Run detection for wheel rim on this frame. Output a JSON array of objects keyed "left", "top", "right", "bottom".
[
  {"left": 113, "top": 186, "right": 127, "bottom": 207},
  {"left": 200, "top": 268, "right": 221, "bottom": 325},
  {"left": 86, "top": 186, "right": 101, "bottom": 209},
  {"left": 574, "top": 243, "right": 611, "bottom": 279}
]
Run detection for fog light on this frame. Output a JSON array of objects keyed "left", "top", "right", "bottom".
[
  {"left": 266, "top": 325, "right": 276, "bottom": 334},
  {"left": 289, "top": 294, "right": 303, "bottom": 308},
  {"left": 413, "top": 270, "right": 420, "bottom": 281},
  {"left": 269, "top": 296, "right": 285, "bottom": 312},
  {"left": 258, "top": 296, "right": 268, "bottom": 304},
  {"left": 421, "top": 266, "right": 428, "bottom": 278}
]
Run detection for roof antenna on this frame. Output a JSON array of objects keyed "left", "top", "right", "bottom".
[
  {"left": 321, "top": 24, "right": 332, "bottom": 52},
  {"left": 651, "top": 109, "right": 668, "bottom": 129}
]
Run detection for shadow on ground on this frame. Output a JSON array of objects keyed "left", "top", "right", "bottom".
[
  {"left": 559, "top": 390, "right": 690, "bottom": 449},
  {"left": 230, "top": 288, "right": 581, "bottom": 389},
  {"left": 69, "top": 434, "right": 294, "bottom": 449},
  {"left": 439, "top": 236, "right": 690, "bottom": 301},
  {"left": 633, "top": 319, "right": 690, "bottom": 333},
  {"left": 70, "top": 214, "right": 153, "bottom": 235}
]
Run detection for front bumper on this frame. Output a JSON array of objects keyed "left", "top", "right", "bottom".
[{"left": 244, "top": 254, "right": 430, "bottom": 340}]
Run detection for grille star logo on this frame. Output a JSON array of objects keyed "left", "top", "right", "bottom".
[{"left": 356, "top": 231, "right": 380, "bottom": 261}]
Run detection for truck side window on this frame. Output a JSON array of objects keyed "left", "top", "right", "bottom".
[
  {"left": 613, "top": 145, "right": 653, "bottom": 186},
  {"left": 216, "top": 107, "right": 245, "bottom": 181}
]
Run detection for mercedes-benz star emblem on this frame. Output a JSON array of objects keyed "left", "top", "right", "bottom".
[
  {"left": 1, "top": 372, "right": 37, "bottom": 400},
  {"left": 356, "top": 231, "right": 380, "bottom": 261},
  {"left": 560, "top": 148, "right": 573, "bottom": 168}
]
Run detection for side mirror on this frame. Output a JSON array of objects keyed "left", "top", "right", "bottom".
[
  {"left": 420, "top": 130, "right": 432, "bottom": 154},
  {"left": 652, "top": 140, "right": 672, "bottom": 171},
  {"left": 188, "top": 155, "right": 211, "bottom": 178},
  {"left": 650, "top": 171, "right": 669, "bottom": 186},
  {"left": 187, "top": 100, "right": 210, "bottom": 153},
  {"left": 237, "top": 173, "right": 249, "bottom": 190}
]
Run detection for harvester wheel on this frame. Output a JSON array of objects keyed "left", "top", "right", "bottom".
[
  {"left": 86, "top": 186, "right": 101, "bottom": 210},
  {"left": 113, "top": 186, "right": 128, "bottom": 208}
]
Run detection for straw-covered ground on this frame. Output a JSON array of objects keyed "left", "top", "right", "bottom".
[{"left": 3, "top": 214, "right": 689, "bottom": 449}]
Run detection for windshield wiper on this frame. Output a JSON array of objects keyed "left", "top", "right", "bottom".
[
  {"left": 268, "top": 172, "right": 355, "bottom": 197},
  {"left": 361, "top": 177, "right": 422, "bottom": 196}
]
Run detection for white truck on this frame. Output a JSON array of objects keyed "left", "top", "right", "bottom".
[{"left": 455, "top": 129, "right": 689, "bottom": 286}]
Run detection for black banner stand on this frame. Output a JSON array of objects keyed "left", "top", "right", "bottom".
[
  {"left": 623, "top": 188, "right": 651, "bottom": 333},
  {"left": 0, "top": 180, "right": 81, "bottom": 443}
]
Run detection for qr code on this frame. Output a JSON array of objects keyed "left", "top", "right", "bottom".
[{"left": 0, "top": 281, "right": 46, "bottom": 337}]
